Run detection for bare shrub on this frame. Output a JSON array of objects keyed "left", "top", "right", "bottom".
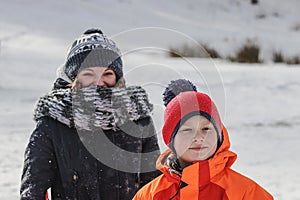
[
  {"left": 229, "top": 40, "right": 262, "bottom": 63},
  {"left": 169, "top": 43, "right": 221, "bottom": 59},
  {"left": 286, "top": 56, "right": 300, "bottom": 65},
  {"left": 273, "top": 51, "right": 284, "bottom": 63}
]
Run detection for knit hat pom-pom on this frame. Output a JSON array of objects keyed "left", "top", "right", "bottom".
[
  {"left": 162, "top": 79, "right": 197, "bottom": 107},
  {"left": 83, "top": 28, "right": 103, "bottom": 35}
]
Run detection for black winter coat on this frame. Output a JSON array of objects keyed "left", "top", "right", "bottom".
[{"left": 21, "top": 116, "right": 160, "bottom": 200}]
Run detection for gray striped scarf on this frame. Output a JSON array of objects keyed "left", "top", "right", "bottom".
[{"left": 34, "top": 86, "right": 153, "bottom": 131}]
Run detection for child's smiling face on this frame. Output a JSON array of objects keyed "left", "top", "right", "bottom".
[{"left": 174, "top": 115, "right": 218, "bottom": 168}]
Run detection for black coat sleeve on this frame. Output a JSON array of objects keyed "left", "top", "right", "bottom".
[
  {"left": 138, "top": 117, "right": 162, "bottom": 187},
  {"left": 20, "top": 118, "right": 57, "bottom": 200}
]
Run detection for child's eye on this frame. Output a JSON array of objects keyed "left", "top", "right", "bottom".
[
  {"left": 180, "top": 128, "right": 193, "bottom": 133},
  {"left": 202, "top": 127, "right": 210, "bottom": 131}
]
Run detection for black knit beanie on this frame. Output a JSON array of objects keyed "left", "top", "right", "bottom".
[{"left": 63, "top": 28, "right": 123, "bottom": 82}]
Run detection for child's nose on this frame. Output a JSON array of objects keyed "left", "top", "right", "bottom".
[
  {"left": 193, "top": 131, "right": 205, "bottom": 142},
  {"left": 193, "top": 133, "right": 203, "bottom": 142}
]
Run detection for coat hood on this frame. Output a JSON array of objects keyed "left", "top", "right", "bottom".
[{"left": 156, "top": 125, "right": 237, "bottom": 186}]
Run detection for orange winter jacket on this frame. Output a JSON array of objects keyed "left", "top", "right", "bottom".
[{"left": 133, "top": 126, "right": 273, "bottom": 200}]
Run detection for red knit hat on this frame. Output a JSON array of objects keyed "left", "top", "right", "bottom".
[{"left": 162, "top": 79, "right": 223, "bottom": 149}]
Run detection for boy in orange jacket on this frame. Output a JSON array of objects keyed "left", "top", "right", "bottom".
[{"left": 133, "top": 79, "right": 273, "bottom": 200}]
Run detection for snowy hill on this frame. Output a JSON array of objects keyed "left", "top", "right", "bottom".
[
  {"left": 1, "top": 0, "right": 300, "bottom": 199},
  {"left": 2, "top": 0, "right": 300, "bottom": 63}
]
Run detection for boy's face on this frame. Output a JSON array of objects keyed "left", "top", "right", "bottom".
[{"left": 174, "top": 115, "right": 218, "bottom": 168}]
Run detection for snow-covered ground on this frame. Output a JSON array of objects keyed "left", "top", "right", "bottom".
[{"left": 1, "top": 0, "right": 300, "bottom": 199}]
